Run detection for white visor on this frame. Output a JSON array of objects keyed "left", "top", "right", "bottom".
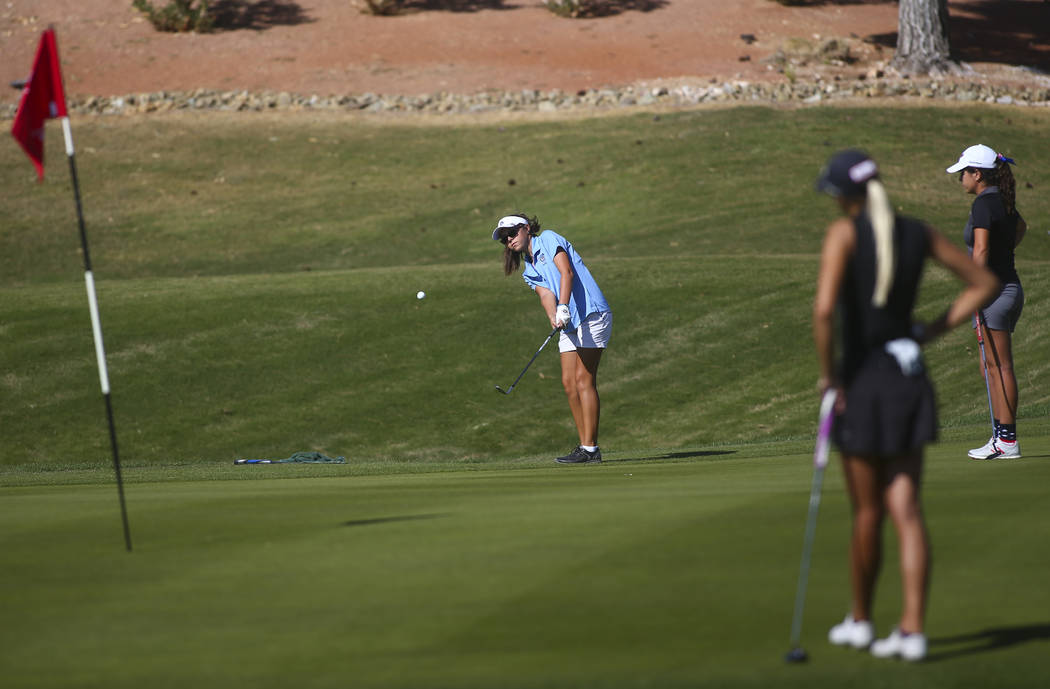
[
  {"left": 492, "top": 215, "right": 528, "bottom": 241},
  {"left": 946, "top": 144, "right": 997, "bottom": 173}
]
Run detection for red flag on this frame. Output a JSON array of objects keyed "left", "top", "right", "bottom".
[{"left": 11, "top": 27, "right": 69, "bottom": 180}]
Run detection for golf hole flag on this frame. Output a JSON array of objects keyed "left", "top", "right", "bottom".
[
  {"left": 10, "top": 28, "right": 133, "bottom": 552},
  {"left": 11, "top": 27, "right": 68, "bottom": 180}
]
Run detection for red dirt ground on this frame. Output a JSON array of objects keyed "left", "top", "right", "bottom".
[{"left": 1, "top": 1, "right": 1048, "bottom": 106}]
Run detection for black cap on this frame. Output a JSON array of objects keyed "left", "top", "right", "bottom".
[{"left": 816, "top": 149, "right": 879, "bottom": 197}]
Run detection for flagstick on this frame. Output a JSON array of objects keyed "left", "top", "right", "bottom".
[{"left": 61, "top": 116, "right": 133, "bottom": 552}]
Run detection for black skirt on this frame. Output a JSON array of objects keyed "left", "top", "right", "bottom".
[{"left": 833, "top": 351, "right": 938, "bottom": 456}]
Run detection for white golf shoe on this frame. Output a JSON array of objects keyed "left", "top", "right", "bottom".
[
  {"left": 971, "top": 438, "right": 1021, "bottom": 460},
  {"left": 828, "top": 615, "right": 874, "bottom": 649},
  {"left": 991, "top": 439, "right": 1021, "bottom": 459},
  {"left": 870, "top": 628, "right": 927, "bottom": 661},
  {"left": 967, "top": 436, "right": 997, "bottom": 459}
]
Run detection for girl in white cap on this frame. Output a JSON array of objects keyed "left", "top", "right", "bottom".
[
  {"left": 814, "top": 150, "right": 997, "bottom": 661},
  {"left": 946, "top": 145, "right": 1028, "bottom": 460},
  {"left": 493, "top": 213, "right": 612, "bottom": 464}
]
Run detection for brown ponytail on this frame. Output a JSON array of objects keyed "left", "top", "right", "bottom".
[
  {"left": 996, "top": 160, "right": 1017, "bottom": 216},
  {"left": 980, "top": 160, "right": 1017, "bottom": 216}
]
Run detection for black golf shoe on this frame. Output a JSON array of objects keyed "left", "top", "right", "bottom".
[{"left": 555, "top": 446, "right": 602, "bottom": 464}]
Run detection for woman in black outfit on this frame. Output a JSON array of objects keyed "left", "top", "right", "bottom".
[
  {"left": 813, "top": 150, "right": 998, "bottom": 661},
  {"left": 946, "top": 145, "right": 1027, "bottom": 460}
]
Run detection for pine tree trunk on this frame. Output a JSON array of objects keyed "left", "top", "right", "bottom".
[{"left": 892, "top": 0, "right": 960, "bottom": 74}]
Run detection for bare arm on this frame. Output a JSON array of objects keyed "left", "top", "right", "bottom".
[
  {"left": 534, "top": 285, "right": 558, "bottom": 328},
  {"left": 552, "top": 250, "right": 574, "bottom": 307},
  {"left": 971, "top": 226, "right": 990, "bottom": 267},
  {"left": 916, "top": 225, "right": 1000, "bottom": 342},
  {"left": 813, "top": 218, "right": 854, "bottom": 394}
]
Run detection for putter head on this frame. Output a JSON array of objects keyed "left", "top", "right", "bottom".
[
  {"left": 784, "top": 647, "right": 808, "bottom": 664},
  {"left": 10, "top": 79, "right": 27, "bottom": 90},
  {"left": 495, "top": 385, "right": 513, "bottom": 395}
]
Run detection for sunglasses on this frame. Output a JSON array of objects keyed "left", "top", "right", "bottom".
[{"left": 499, "top": 226, "right": 522, "bottom": 244}]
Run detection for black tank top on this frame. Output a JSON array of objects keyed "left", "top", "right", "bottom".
[{"left": 839, "top": 214, "right": 930, "bottom": 384}]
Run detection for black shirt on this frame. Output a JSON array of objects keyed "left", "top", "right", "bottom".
[
  {"left": 839, "top": 214, "right": 929, "bottom": 384},
  {"left": 964, "top": 186, "right": 1022, "bottom": 285}
]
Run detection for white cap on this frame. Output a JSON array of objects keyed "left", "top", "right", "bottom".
[
  {"left": 946, "top": 144, "right": 998, "bottom": 173},
  {"left": 492, "top": 215, "right": 529, "bottom": 241}
]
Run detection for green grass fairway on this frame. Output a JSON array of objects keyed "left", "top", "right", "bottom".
[
  {"left": 2, "top": 105, "right": 1048, "bottom": 470},
  {"left": 3, "top": 440, "right": 1049, "bottom": 688},
  {"left": 1, "top": 255, "right": 1047, "bottom": 472}
]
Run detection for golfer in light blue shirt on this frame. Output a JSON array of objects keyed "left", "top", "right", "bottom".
[{"left": 493, "top": 213, "right": 612, "bottom": 464}]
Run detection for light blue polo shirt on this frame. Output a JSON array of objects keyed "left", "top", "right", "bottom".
[{"left": 521, "top": 230, "right": 609, "bottom": 330}]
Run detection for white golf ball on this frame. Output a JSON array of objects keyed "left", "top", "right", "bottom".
[{"left": 416, "top": 291, "right": 426, "bottom": 300}]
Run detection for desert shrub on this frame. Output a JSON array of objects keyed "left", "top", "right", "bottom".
[
  {"left": 542, "top": 0, "right": 588, "bottom": 16},
  {"left": 353, "top": 0, "right": 404, "bottom": 14},
  {"left": 132, "top": 0, "right": 214, "bottom": 32}
]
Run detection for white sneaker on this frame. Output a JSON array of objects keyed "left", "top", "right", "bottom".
[
  {"left": 870, "top": 628, "right": 927, "bottom": 661},
  {"left": 972, "top": 438, "right": 1021, "bottom": 460},
  {"left": 967, "top": 436, "right": 997, "bottom": 459},
  {"left": 993, "top": 439, "right": 1021, "bottom": 458},
  {"left": 828, "top": 615, "right": 874, "bottom": 649}
]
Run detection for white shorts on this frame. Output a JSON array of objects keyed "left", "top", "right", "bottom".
[{"left": 559, "top": 310, "right": 613, "bottom": 353}]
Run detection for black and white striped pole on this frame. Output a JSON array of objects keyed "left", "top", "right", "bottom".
[
  {"left": 12, "top": 28, "right": 131, "bottom": 551},
  {"left": 61, "top": 113, "right": 133, "bottom": 553}
]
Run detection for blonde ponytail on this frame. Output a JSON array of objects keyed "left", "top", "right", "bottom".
[{"left": 867, "top": 178, "right": 895, "bottom": 307}]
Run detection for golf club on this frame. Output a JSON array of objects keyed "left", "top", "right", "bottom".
[
  {"left": 785, "top": 388, "right": 838, "bottom": 664},
  {"left": 495, "top": 327, "right": 559, "bottom": 395},
  {"left": 974, "top": 311, "right": 996, "bottom": 436}
]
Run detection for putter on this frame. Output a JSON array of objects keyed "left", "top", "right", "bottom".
[
  {"left": 495, "top": 327, "right": 559, "bottom": 395},
  {"left": 785, "top": 388, "right": 838, "bottom": 664},
  {"left": 974, "top": 312, "right": 996, "bottom": 436}
]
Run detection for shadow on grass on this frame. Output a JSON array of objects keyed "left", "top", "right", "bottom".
[
  {"left": 926, "top": 623, "right": 1050, "bottom": 662},
  {"left": 605, "top": 450, "right": 737, "bottom": 464},
  {"left": 343, "top": 514, "right": 448, "bottom": 528}
]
